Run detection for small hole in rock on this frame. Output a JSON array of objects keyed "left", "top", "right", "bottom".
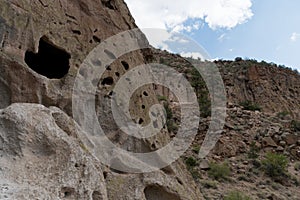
[
  {"left": 72, "top": 30, "right": 81, "bottom": 35},
  {"left": 176, "top": 177, "right": 183, "bottom": 185},
  {"left": 102, "top": 0, "right": 116, "bottom": 10},
  {"left": 138, "top": 118, "right": 144, "bottom": 125},
  {"left": 142, "top": 105, "right": 146, "bottom": 109},
  {"left": 101, "top": 77, "right": 114, "bottom": 86},
  {"left": 103, "top": 171, "right": 108, "bottom": 179},
  {"left": 106, "top": 65, "right": 112, "bottom": 70},
  {"left": 61, "top": 187, "right": 76, "bottom": 198},
  {"left": 121, "top": 61, "right": 129, "bottom": 70},
  {"left": 161, "top": 166, "right": 175, "bottom": 175},
  {"left": 24, "top": 36, "right": 70, "bottom": 79},
  {"left": 151, "top": 143, "right": 156, "bottom": 149},
  {"left": 143, "top": 91, "right": 149, "bottom": 96},
  {"left": 93, "top": 35, "right": 101, "bottom": 43},
  {"left": 115, "top": 72, "right": 120, "bottom": 77}
]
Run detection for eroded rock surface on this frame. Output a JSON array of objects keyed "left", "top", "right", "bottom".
[
  {"left": 0, "top": 1, "right": 203, "bottom": 199},
  {"left": 0, "top": 103, "right": 107, "bottom": 199}
]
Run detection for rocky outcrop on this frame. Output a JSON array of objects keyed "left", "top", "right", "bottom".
[
  {"left": 182, "top": 104, "right": 300, "bottom": 200},
  {"left": 0, "top": 0, "right": 203, "bottom": 199},
  {"left": 151, "top": 49, "right": 300, "bottom": 120},
  {"left": 151, "top": 49, "right": 300, "bottom": 200},
  {"left": 0, "top": 0, "right": 143, "bottom": 114},
  {"left": 217, "top": 60, "right": 300, "bottom": 120},
  {"left": 0, "top": 103, "right": 202, "bottom": 199},
  {"left": 209, "top": 105, "right": 300, "bottom": 159},
  {"left": 0, "top": 104, "right": 107, "bottom": 199}
]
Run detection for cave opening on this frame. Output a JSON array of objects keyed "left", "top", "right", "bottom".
[{"left": 24, "top": 36, "right": 71, "bottom": 79}]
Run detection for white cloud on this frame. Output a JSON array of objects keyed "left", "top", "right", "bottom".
[
  {"left": 290, "top": 32, "right": 300, "bottom": 42},
  {"left": 142, "top": 29, "right": 173, "bottom": 50},
  {"left": 142, "top": 29, "right": 209, "bottom": 60},
  {"left": 125, "top": 0, "right": 253, "bottom": 31},
  {"left": 180, "top": 52, "right": 206, "bottom": 60}
]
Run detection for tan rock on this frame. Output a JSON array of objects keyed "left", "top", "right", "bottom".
[
  {"left": 262, "top": 137, "right": 277, "bottom": 147},
  {"left": 200, "top": 159, "right": 210, "bottom": 170},
  {"left": 285, "top": 134, "right": 298, "bottom": 145},
  {"left": 0, "top": 104, "right": 107, "bottom": 199},
  {"left": 0, "top": 1, "right": 204, "bottom": 199}
]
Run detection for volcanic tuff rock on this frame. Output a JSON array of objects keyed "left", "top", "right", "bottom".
[
  {"left": 0, "top": 104, "right": 107, "bottom": 199},
  {"left": 0, "top": 0, "right": 203, "bottom": 199},
  {"left": 151, "top": 49, "right": 300, "bottom": 120},
  {"left": 217, "top": 59, "right": 300, "bottom": 120},
  {"left": 151, "top": 49, "right": 300, "bottom": 199},
  {"left": 1, "top": 0, "right": 300, "bottom": 199}
]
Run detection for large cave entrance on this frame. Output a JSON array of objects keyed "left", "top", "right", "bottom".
[{"left": 25, "top": 37, "right": 71, "bottom": 79}]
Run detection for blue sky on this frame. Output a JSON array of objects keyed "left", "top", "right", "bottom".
[{"left": 125, "top": 0, "right": 300, "bottom": 71}]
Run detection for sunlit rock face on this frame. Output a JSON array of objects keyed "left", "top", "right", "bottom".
[{"left": 0, "top": 1, "right": 203, "bottom": 199}]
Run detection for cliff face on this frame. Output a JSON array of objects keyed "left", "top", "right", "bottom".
[
  {"left": 151, "top": 49, "right": 300, "bottom": 120},
  {"left": 217, "top": 60, "right": 300, "bottom": 120},
  {"left": 0, "top": 0, "right": 140, "bottom": 112},
  {"left": 0, "top": 1, "right": 203, "bottom": 199}
]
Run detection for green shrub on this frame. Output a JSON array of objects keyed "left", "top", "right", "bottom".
[
  {"left": 237, "top": 175, "right": 250, "bottom": 182},
  {"left": 248, "top": 142, "right": 259, "bottom": 159},
  {"left": 159, "top": 57, "right": 166, "bottom": 64},
  {"left": 239, "top": 101, "right": 261, "bottom": 111},
  {"left": 276, "top": 111, "right": 290, "bottom": 119},
  {"left": 291, "top": 120, "right": 300, "bottom": 131},
  {"left": 163, "top": 102, "right": 172, "bottom": 119},
  {"left": 189, "top": 168, "right": 201, "bottom": 180},
  {"left": 235, "top": 57, "right": 243, "bottom": 62},
  {"left": 192, "top": 145, "right": 200, "bottom": 154},
  {"left": 189, "top": 68, "right": 211, "bottom": 118},
  {"left": 185, "top": 156, "right": 198, "bottom": 167},
  {"left": 185, "top": 156, "right": 200, "bottom": 180},
  {"left": 261, "top": 152, "right": 288, "bottom": 178},
  {"left": 224, "top": 191, "right": 252, "bottom": 200},
  {"left": 157, "top": 95, "right": 168, "bottom": 102},
  {"left": 251, "top": 159, "right": 261, "bottom": 169},
  {"left": 198, "top": 93, "right": 211, "bottom": 118},
  {"left": 208, "top": 162, "right": 230, "bottom": 181},
  {"left": 163, "top": 102, "right": 178, "bottom": 133}
]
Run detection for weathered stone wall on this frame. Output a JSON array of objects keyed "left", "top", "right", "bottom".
[{"left": 0, "top": 1, "right": 203, "bottom": 199}]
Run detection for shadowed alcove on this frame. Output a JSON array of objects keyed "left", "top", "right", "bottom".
[{"left": 25, "top": 36, "right": 71, "bottom": 79}]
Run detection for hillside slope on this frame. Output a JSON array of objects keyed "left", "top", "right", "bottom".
[{"left": 151, "top": 49, "right": 300, "bottom": 200}]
